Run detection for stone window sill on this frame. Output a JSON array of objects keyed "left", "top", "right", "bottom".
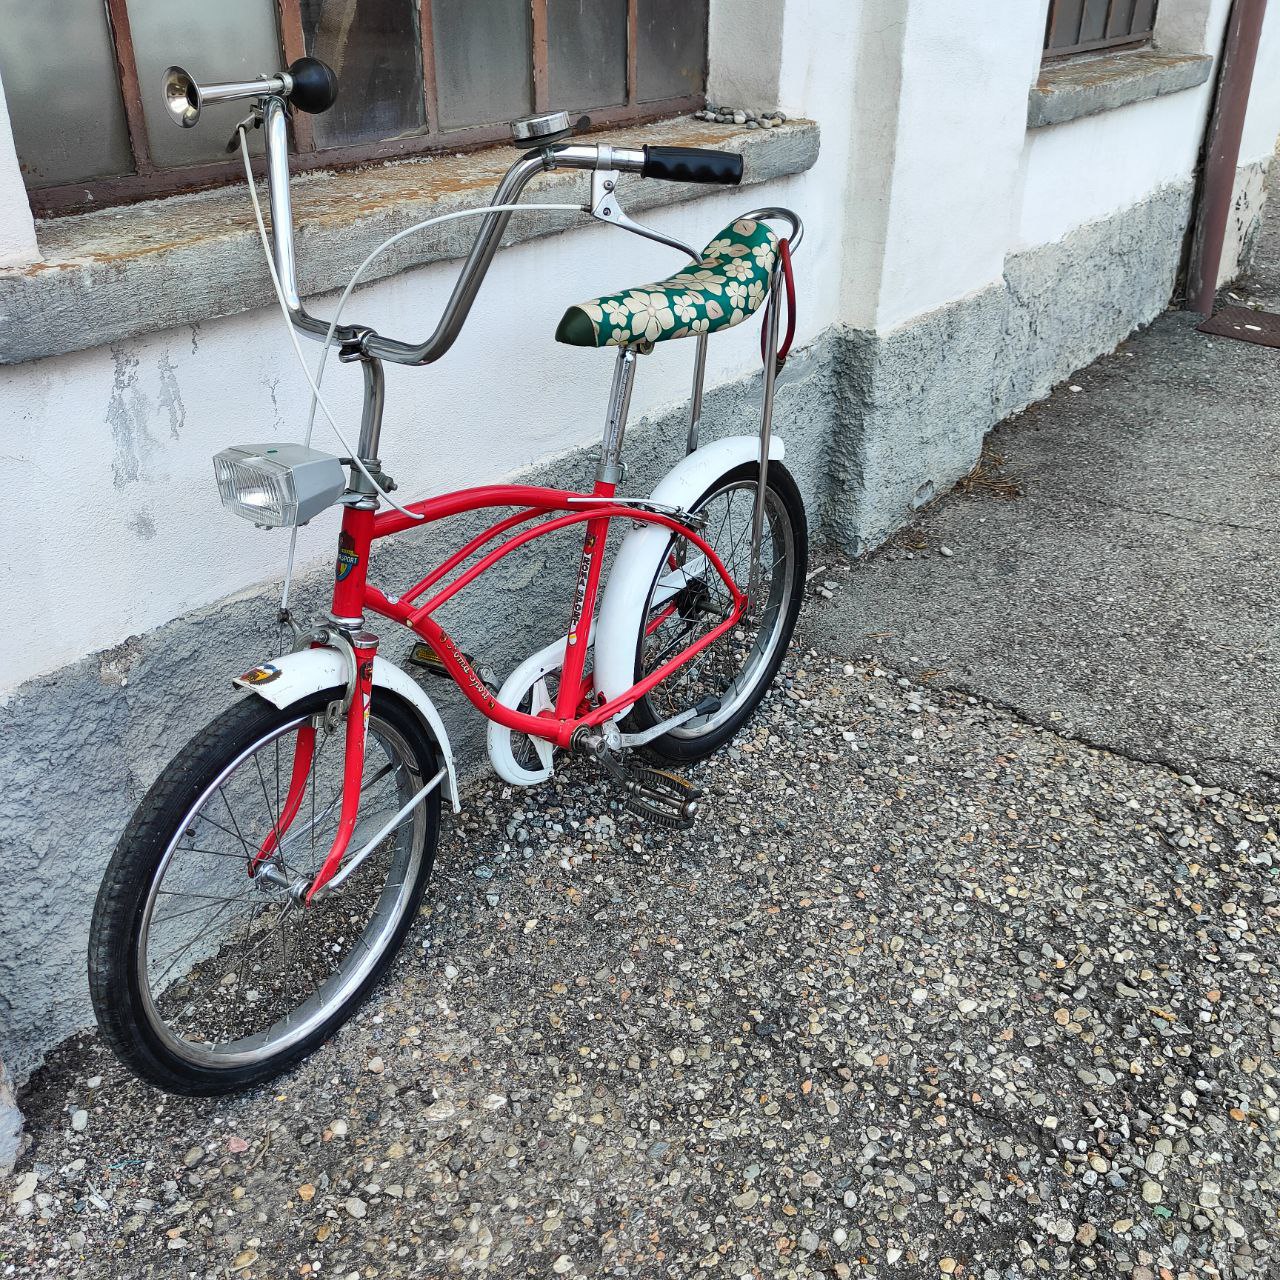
[
  {"left": 0, "top": 117, "right": 819, "bottom": 366},
  {"left": 1028, "top": 49, "right": 1213, "bottom": 129}
]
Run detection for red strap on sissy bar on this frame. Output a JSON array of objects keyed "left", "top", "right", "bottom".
[{"left": 760, "top": 238, "right": 796, "bottom": 369}]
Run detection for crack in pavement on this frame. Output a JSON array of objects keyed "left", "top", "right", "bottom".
[
  {"left": 807, "top": 641, "right": 1280, "bottom": 803},
  {"left": 1027, "top": 488, "right": 1280, "bottom": 537}
]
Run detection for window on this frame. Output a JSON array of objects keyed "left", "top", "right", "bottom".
[
  {"left": 1044, "top": 0, "right": 1159, "bottom": 59},
  {"left": 0, "top": 0, "right": 707, "bottom": 214}
]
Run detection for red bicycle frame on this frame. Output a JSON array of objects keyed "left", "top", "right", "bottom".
[{"left": 276, "top": 475, "right": 746, "bottom": 899}]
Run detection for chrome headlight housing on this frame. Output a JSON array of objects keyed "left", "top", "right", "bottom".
[{"left": 213, "top": 443, "right": 346, "bottom": 527}]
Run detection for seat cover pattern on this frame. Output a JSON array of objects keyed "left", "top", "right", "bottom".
[{"left": 556, "top": 218, "right": 780, "bottom": 348}]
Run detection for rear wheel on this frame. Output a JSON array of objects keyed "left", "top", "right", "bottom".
[
  {"left": 626, "top": 461, "right": 807, "bottom": 762},
  {"left": 88, "top": 687, "right": 440, "bottom": 1095}
]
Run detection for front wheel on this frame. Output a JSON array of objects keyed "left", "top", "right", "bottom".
[
  {"left": 88, "top": 687, "right": 441, "bottom": 1095},
  {"left": 626, "top": 461, "right": 807, "bottom": 762}
]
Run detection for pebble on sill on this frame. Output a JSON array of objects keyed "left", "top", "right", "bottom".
[{"left": 697, "top": 104, "right": 788, "bottom": 130}]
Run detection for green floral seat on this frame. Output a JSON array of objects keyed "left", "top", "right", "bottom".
[{"left": 556, "top": 218, "right": 780, "bottom": 348}]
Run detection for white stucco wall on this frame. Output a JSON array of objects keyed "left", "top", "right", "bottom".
[
  {"left": 1015, "top": 0, "right": 1232, "bottom": 255},
  {"left": 869, "top": 0, "right": 1046, "bottom": 330},
  {"left": 1015, "top": 0, "right": 1280, "bottom": 278},
  {"left": 1241, "top": 0, "right": 1280, "bottom": 166},
  {"left": 707, "top": 0, "right": 785, "bottom": 110},
  {"left": 0, "top": 0, "right": 866, "bottom": 696},
  {"left": 0, "top": 174, "right": 826, "bottom": 693},
  {"left": 1014, "top": 86, "right": 1214, "bottom": 251}
]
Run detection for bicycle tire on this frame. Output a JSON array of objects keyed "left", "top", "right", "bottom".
[
  {"left": 88, "top": 686, "right": 440, "bottom": 1095},
  {"left": 626, "top": 460, "right": 807, "bottom": 762}
]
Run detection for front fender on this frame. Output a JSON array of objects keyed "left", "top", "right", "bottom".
[
  {"left": 233, "top": 649, "right": 460, "bottom": 812},
  {"left": 593, "top": 434, "right": 786, "bottom": 711}
]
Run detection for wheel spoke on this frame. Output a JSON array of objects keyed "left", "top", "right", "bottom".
[{"left": 635, "top": 477, "right": 798, "bottom": 740}]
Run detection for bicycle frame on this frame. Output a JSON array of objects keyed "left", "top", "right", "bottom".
[
  {"left": 355, "top": 483, "right": 748, "bottom": 745},
  {"left": 224, "top": 91, "right": 803, "bottom": 902},
  {"left": 274, "top": 472, "right": 745, "bottom": 900}
]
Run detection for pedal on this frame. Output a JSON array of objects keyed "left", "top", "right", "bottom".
[
  {"left": 407, "top": 641, "right": 498, "bottom": 692},
  {"left": 572, "top": 729, "right": 704, "bottom": 830},
  {"left": 624, "top": 765, "right": 704, "bottom": 831}
]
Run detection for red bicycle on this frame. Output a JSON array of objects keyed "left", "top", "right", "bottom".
[{"left": 89, "top": 56, "right": 807, "bottom": 1093}]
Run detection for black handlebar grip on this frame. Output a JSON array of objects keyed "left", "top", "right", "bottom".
[
  {"left": 287, "top": 57, "right": 338, "bottom": 115},
  {"left": 641, "top": 145, "right": 743, "bottom": 185}
]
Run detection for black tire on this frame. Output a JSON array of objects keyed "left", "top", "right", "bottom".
[
  {"left": 627, "top": 460, "right": 807, "bottom": 763},
  {"left": 88, "top": 686, "right": 440, "bottom": 1095}
]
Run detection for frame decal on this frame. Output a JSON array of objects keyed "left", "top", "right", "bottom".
[
  {"left": 238, "top": 662, "right": 282, "bottom": 685},
  {"left": 335, "top": 530, "right": 360, "bottom": 582},
  {"left": 567, "top": 532, "right": 596, "bottom": 648}
]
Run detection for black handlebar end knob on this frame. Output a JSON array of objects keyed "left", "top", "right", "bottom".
[{"left": 288, "top": 57, "right": 338, "bottom": 115}]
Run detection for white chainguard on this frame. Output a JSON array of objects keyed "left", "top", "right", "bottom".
[{"left": 486, "top": 633, "right": 580, "bottom": 787}]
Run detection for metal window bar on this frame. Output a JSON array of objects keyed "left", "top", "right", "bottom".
[
  {"left": 1044, "top": 0, "right": 1158, "bottom": 59},
  {"left": 29, "top": 0, "right": 708, "bottom": 215}
]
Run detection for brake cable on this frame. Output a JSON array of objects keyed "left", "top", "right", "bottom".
[{"left": 759, "top": 238, "right": 796, "bottom": 370}]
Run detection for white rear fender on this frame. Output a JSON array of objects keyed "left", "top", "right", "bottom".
[
  {"left": 233, "top": 648, "right": 460, "bottom": 812},
  {"left": 593, "top": 434, "right": 786, "bottom": 711}
]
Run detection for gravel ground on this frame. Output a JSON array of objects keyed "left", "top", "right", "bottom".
[{"left": 4, "top": 632, "right": 1279, "bottom": 1278}]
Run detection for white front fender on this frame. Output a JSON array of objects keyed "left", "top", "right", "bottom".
[
  {"left": 593, "top": 434, "right": 786, "bottom": 711},
  {"left": 233, "top": 648, "right": 460, "bottom": 812}
]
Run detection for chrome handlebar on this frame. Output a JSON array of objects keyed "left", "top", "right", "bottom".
[
  {"left": 170, "top": 66, "right": 801, "bottom": 368},
  {"left": 260, "top": 97, "right": 654, "bottom": 366}
]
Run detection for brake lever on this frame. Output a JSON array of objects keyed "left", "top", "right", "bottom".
[
  {"left": 225, "top": 104, "right": 264, "bottom": 155},
  {"left": 589, "top": 150, "right": 701, "bottom": 263}
]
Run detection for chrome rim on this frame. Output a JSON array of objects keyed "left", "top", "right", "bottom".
[
  {"left": 135, "top": 708, "right": 427, "bottom": 1069},
  {"left": 638, "top": 480, "right": 795, "bottom": 738}
]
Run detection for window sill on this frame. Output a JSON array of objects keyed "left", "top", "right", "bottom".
[
  {"left": 0, "top": 116, "right": 819, "bottom": 366},
  {"left": 1028, "top": 49, "right": 1213, "bottom": 129}
]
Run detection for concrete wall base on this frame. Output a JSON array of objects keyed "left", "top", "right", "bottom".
[{"left": 826, "top": 181, "right": 1194, "bottom": 551}]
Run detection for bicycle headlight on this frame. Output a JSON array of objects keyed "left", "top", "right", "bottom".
[{"left": 213, "top": 443, "right": 346, "bottom": 527}]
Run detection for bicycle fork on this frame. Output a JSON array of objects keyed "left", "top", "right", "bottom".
[{"left": 250, "top": 357, "right": 389, "bottom": 903}]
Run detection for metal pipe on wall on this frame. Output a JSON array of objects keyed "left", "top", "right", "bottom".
[{"left": 1185, "top": 0, "right": 1269, "bottom": 315}]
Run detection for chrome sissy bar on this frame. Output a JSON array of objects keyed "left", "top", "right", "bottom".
[{"left": 582, "top": 160, "right": 805, "bottom": 614}]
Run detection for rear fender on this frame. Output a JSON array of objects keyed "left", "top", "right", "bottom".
[
  {"left": 593, "top": 434, "right": 786, "bottom": 711},
  {"left": 233, "top": 649, "right": 460, "bottom": 811}
]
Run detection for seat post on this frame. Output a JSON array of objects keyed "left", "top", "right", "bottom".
[
  {"left": 597, "top": 344, "right": 642, "bottom": 487},
  {"left": 686, "top": 333, "right": 709, "bottom": 456}
]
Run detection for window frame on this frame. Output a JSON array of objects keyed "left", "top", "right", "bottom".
[
  {"left": 27, "top": 0, "right": 706, "bottom": 215},
  {"left": 1043, "top": 0, "right": 1160, "bottom": 61}
]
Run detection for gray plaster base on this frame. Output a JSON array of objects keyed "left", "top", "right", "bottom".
[
  {"left": 0, "top": 176, "right": 1208, "bottom": 1081},
  {"left": 826, "top": 181, "right": 1193, "bottom": 552},
  {"left": 0, "top": 1057, "right": 23, "bottom": 1173}
]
